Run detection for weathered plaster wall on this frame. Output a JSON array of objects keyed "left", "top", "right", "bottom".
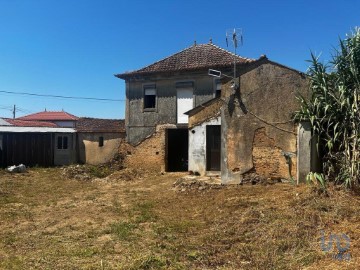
[
  {"left": 78, "top": 132, "right": 125, "bottom": 165},
  {"left": 188, "top": 99, "right": 222, "bottom": 128},
  {"left": 188, "top": 116, "right": 221, "bottom": 175},
  {"left": 124, "top": 124, "right": 176, "bottom": 172},
  {"left": 222, "top": 61, "right": 308, "bottom": 184},
  {"left": 125, "top": 71, "right": 219, "bottom": 145}
]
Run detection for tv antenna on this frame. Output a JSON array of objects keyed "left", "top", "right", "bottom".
[
  {"left": 227, "top": 28, "right": 243, "bottom": 86},
  {"left": 208, "top": 28, "right": 243, "bottom": 90}
]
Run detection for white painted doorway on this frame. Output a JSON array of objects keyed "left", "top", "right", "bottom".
[{"left": 177, "top": 88, "right": 193, "bottom": 123}]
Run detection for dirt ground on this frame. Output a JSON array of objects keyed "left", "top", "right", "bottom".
[{"left": 1, "top": 167, "right": 360, "bottom": 269}]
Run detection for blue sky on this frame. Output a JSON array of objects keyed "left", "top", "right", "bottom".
[{"left": 0, "top": 0, "right": 359, "bottom": 119}]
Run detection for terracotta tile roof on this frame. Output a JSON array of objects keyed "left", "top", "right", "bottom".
[
  {"left": 76, "top": 117, "right": 125, "bottom": 133},
  {"left": 116, "top": 43, "right": 256, "bottom": 79},
  {"left": 4, "top": 118, "right": 58, "bottom": 127},
  {"left": 17, "top": 111, "right": 79, "bottom": 121}
]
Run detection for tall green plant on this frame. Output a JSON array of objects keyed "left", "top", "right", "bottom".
[{"left": 296, "top": 28, "right": 360, "bottom": 188}]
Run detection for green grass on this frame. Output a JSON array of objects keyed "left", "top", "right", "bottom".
[{"left": 110, "top": 221, "right": 137, "bottom": 241}]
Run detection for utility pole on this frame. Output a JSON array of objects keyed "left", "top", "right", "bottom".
[{"left": 13, "top": 105, "right": 15, "bottom": 119}]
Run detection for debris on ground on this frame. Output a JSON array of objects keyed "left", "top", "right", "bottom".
[
  {"left": 6, "top": 164, "right": 27, "bottom": 173},
  {"left": 241, "top": 172, "right": 289, "bottom": 185},
  {"left": 62, "top": 165, "right": 93, "bottom": 180},
  {"left": 173, "top": 176, "right": 223, "bottom": 192},
  {"left": 62, "top": 164, "right": 153, "bottom": 182}
]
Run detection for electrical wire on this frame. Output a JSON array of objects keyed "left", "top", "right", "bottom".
[{"left": 0, "top": 90, "right": 125, "bottom": 102}]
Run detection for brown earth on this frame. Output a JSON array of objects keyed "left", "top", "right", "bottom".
[{"left": 0, "top": 168, "right": 360, "bottom": 269}]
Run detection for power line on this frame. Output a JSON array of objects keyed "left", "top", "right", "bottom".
[
  {"left": 0, "top": 104, "right": 34, "bottom": 113},
  {"left": 0, "top": 90, "right": 125, "bottom": 102}
]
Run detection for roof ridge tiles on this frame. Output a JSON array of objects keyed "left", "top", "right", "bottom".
[
  {"left": 116, "top": 43, "right": 256, "bottom": 78},
  {"left": 208, "top": 43, "right": 255, "bottom": 62}
]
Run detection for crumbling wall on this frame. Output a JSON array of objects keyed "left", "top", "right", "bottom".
[
  {"left": 188, "top": 99, "right": 222, "bottom": 128},
  {"left": 252, "top": 127, "right": 297, "bottom": 180},
  {"left": 123, "top": 124, "right": 175, "bottom": 172},
  {"left": 222, "top": 60, "right": 308, "bottom": 184}
]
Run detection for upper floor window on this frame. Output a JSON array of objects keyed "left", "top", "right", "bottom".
[
  {"left": 215, "top": 79, "right": 221, "bottom": 98},
  {"left": 57, "top": 136, "right": 68, "bottom": 150},
  {"left": 144, "top": 84, "right": 156, "bottom": 109}
]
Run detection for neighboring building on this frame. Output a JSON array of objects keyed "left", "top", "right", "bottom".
[
  {"left": 1, "top": 112, "right": 125, "bottom": 167},
  {"left": 0, "top": 118, "right": 76, "bottom": 167},
  {"left": 17, "top": 110, "right": 79, "bottom": 127},
  {"left": 186, "top": 56, "right": 315, "bottom": 183},
  {"left": 76, "top": 117, "right": 125, "bottom": 165},
  {"left": 115, "top": 42, "right": 255, "bottom": 171}
]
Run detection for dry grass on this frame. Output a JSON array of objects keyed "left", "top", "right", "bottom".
[{"left": 1, "top": 168, "right": 360, "bottom": 269}]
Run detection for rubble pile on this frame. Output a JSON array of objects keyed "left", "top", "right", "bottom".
[
  {"left": 173, "top": 177, "right": 223, "bottom": 192},
  {"left": 241, "top": 172, "right": 287, "bottom": 185},
  {"left": 61, "top": 165, "right": 93, "bottom": 180},
  {"left": 62, "top": 164, "right": 147, "bottom": 182}
]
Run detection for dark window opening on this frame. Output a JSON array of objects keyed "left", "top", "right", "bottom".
[
  {"left": 57, "top": 136, "right": 69, "bottom": 150},
  {"left": 166, "top": 129, "right": 188, "bottom": 172},
  {"left": 144, "top": 85, "right": 156, "bottom": 109},
  {"left": 99, "top": 136, "right": 104, "bottom": 147}
]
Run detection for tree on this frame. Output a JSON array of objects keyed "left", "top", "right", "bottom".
[{"left": 296, "top": 28, "right": 360, "bottom": 188}]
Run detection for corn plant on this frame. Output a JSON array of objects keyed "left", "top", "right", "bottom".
[
  {"left": 296, "top": 28, "right": 360, "bottom": 188},
  {"left": 306, "top": 172, "right": 327, "bottom": 192}
]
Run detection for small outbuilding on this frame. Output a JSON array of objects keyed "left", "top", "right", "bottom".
[
  {"left": 0, "top": 119, "right": 76, "bottom": 167},
  {"left": 76, "top": 117, "right": 125, "bottom": 165}
]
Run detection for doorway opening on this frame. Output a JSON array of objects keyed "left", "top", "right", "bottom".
[
  {"left": 166, "top": 128, "right": 188, "bottom": 172},
  {"left": 206, "top": 125, "right": 221, "bottom": 171}
]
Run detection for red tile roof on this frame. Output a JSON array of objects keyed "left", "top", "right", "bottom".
[
  {"left": 4, "top": 119, "right": 58, "bottom": 127},
  {"left": 116, "top": 43, "right": 256, "bottom": 79},
  {"left": 17, "top": 111, "right": 79, "bottom": 121},
  {"left": 76, "top": 117, "right": 125, "bottom": 133}
]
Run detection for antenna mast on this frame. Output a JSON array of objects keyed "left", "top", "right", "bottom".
[{"left": 226, "top": 28, "right": 243, "bottom": 88}]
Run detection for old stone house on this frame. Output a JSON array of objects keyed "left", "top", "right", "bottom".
[
  {"left": 116, "top": 42, "right": 314, "bottom": 182},
  {"left": 115, "top": 42, "right": 255, "bottom": 171}
]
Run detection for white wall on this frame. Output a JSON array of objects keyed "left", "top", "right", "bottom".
[
  {"left": 54, "top": 133, "right": 76, "bottom": 165},
  {"left": 54, "top": 121, "right": 76, "bottom": 128},
  {"left": 188, "top": 116, "right": 221, "bottom": 175}
]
